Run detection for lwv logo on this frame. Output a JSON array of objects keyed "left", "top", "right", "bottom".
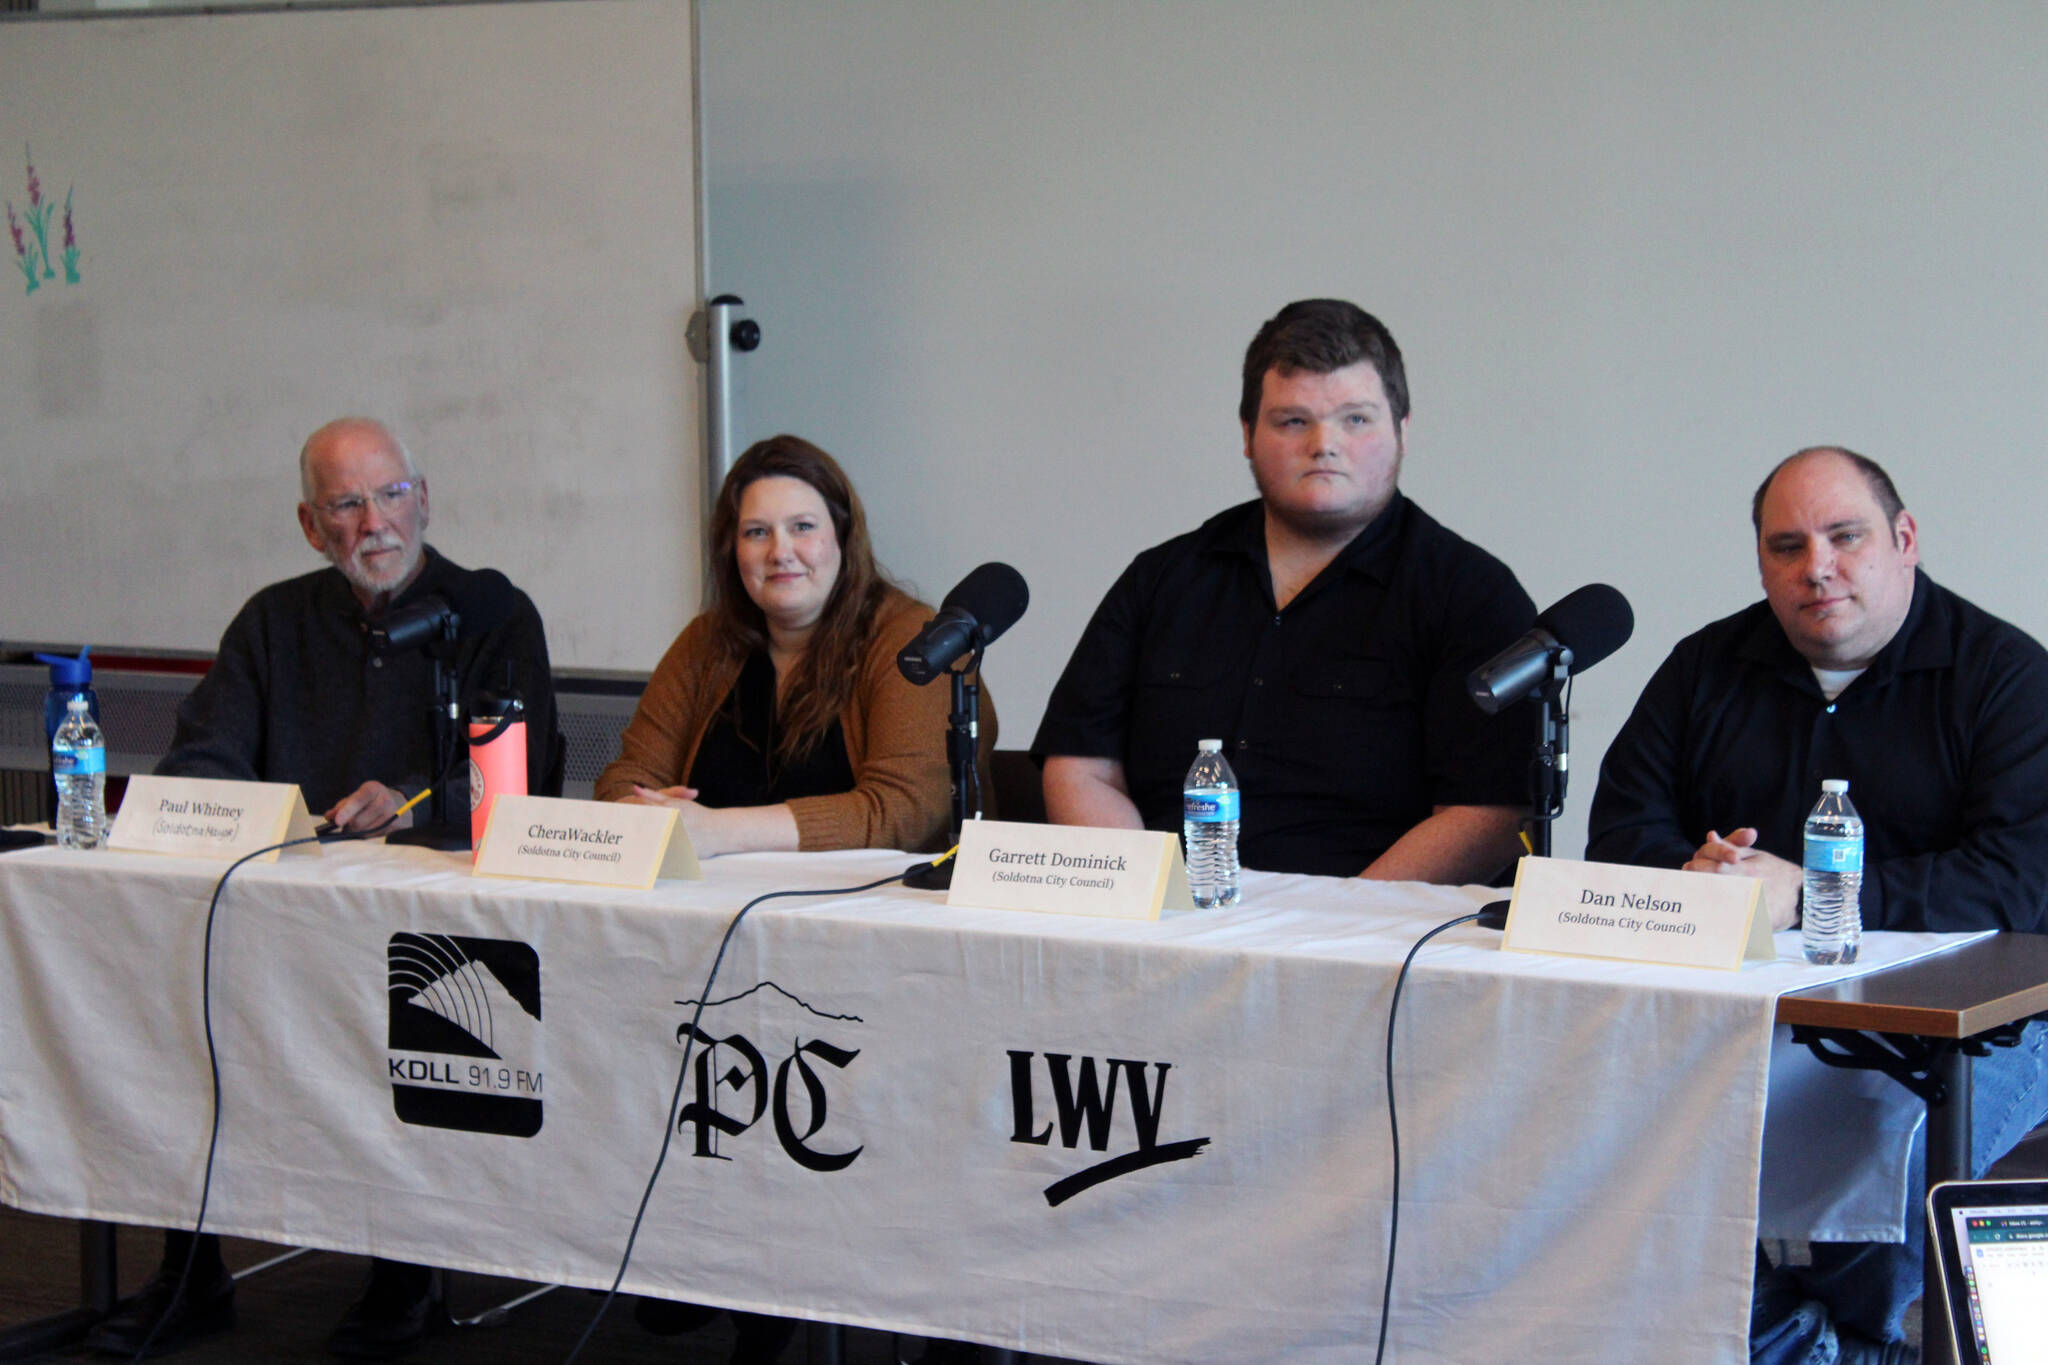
[{"left": 1008, "top": 1051, "right": 1209, "bottom": 1206}]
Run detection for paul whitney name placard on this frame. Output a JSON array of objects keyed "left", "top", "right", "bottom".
[
  {"left": 108, "top": 776, "right": 319, "bottom": 861},
  {"left": 1500, "top": 855, "right": 1773, "bottom": 969},
  {"left": 947, "top": 819, "right": 1193, "bottom": 920},
  {"left": 473, "top": 794, "right": 700, "bottom": 887}
]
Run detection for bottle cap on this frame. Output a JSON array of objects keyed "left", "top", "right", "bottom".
[
  {"left": 1821, "top": 778, "right": 1849, "bottom": 793},
  {"left": 1197, "top": 738, "right": 1222, "bottom": 752},
  {"left": 471, "top": 662, "right": 524, "bottom": 720},
  {"left": 36, "top": 646, "right": 92, "bottom": 688},
  {"left": 471, "top": 687, "right": 524, "bottom": 719}
]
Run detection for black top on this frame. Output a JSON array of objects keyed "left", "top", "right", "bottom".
[
  {"left": 158, "top": 546, "right": 560, "bottom": 810},
  {"left": 1031, "top": 495, "right": 1537, "bottom": 877},
  {"left": 1585, "top": 571, "right": 2048, "bottom": 933},
  {"left": 687, "top": 650, "right": 856, "bottom": 807}
]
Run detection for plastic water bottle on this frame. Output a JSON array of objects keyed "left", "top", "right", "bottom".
[
  {"left": 1183, "top": 738, "right": 1241, "bottom": 908},
  {"left": 1802, "top": 778, "right": 1863, "bottom": 964},
  {"left": 36, "top": 647, "right": 98, "bottom": 824},
  {"left": 52, "top": 695, "right": 107, "bottom": 851}
]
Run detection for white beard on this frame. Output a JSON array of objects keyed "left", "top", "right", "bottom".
[{"left": 333, "top": 531, "right": 421, "bottom": 600}]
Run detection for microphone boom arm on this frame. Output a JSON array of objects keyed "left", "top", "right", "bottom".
[
  {"left": 385, "top": 614, "right": 471, "bottom": 850},
  {"left": 905, "top": 638, "right": 984, "bottom": 892},
  {"left": 1527, "top": 646, "right": 1572, "bottom": 855}
]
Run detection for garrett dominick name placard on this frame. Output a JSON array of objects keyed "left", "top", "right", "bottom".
[{"left": 947, "top": 819, "right": 1194, "bottom": 920}]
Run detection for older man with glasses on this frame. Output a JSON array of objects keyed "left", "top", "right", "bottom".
[{"left": 86, "top": 416, "right": 559, "bottom": 1360}]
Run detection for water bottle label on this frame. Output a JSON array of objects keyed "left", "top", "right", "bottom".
[
  {"left": 53, "top": 748, "right": 106, "bottom": 776},
  {"left": 1184, "top": 790, "right": 1240, "bottom": 822},
  {"left": 1803, "top": 835, "right": 1862, "bottom": 873}
]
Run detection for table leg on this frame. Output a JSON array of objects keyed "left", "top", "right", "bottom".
[
  {"left": 81, "top": 1218, "right": 119, "bottom": 1312},
  {"left": 1922, "top": 1046, "right": 1971, "bottom": 1365},
  {"left": 808, "top": 1321, "right": 845, "bottom": 1364},
  {"left": 0, "top": 1218, "right": 118, "bottom": 1359}
]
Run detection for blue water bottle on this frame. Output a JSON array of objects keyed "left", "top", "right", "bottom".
[{"left": 35, "top": 647, "right": 99, "bottom": 822}]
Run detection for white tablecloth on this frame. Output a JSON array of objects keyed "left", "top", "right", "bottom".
[
  {"left": 0, "top": 843, "right": 1974, "bottom": 1363},
  {"left": 1754, "top": 925, "right": 1998, "bottom": 1244}
]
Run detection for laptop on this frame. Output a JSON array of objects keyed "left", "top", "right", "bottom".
[{"left": 1929, "top": 1178, "right": 2048, "bottom": 1365}]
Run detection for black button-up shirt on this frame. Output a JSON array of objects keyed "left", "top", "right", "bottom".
[
  {"left": 1032, "top": 496, "right": 1536, "bottom": 877},
  {"left": 1586, "top": 571, "right": 2048, "bottom": 933}
]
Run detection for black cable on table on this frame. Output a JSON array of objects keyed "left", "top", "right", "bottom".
[
  {"left": 1373, "top": 909, "right": 1482, "bottom": 1365},
  {"left": 563, "top": 852, "right": 954, "bottom": 1365},
  {"left": 134, "top": 815, "right": 402, "bottom": 1361}
]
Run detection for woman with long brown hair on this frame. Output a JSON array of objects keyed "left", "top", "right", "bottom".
[{"left": 597, "top": 433, "right": 990, "bottom": 856}]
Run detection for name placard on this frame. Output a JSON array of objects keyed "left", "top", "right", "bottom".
[
  {"left": 473, "top": 794, "right": 700, "bottom": 888},
  {"left": 109, "top": 776, "right": 320, "bottom": 862},
  {"left": 1500, "top": 855, "right": 1773, "bottom": 969},
  {"left": 946, "top": 819, "right": 1194, "bottom": 920}
]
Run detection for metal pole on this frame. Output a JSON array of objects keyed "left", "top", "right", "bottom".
[
  {"left": 1923, "top": 1047, "right": 1971, "bottom": 1365},
  {"left": 690, "top": 294, "right": 761, "bottom": 579},
  {"left": 705, "top": 295, "right": 744, "bottom": 498}
]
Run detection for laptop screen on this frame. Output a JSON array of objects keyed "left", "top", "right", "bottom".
[{"left": 1940, "top": 1196, "right": 2048, "bottom": 1365}]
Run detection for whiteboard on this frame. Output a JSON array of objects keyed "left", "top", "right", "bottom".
[
  {"left": 0, "top": 0, "right": 702, "bottom": 670},
  {"left": 698, "top": 0, "right": 2048, "bottom": 857}
]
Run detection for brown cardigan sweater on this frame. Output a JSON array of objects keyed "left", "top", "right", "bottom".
[{"left": 595, "top": 591, "right": 997, "bottom": 852}]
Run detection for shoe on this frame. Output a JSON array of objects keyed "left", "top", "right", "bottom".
[
  {"left": 85, "top": 1265, "right": 237, "bottom": 1358},
  {"left": 1835, "top": 1332, "right": 1918, "bottom": 1365},
  {"left": 729, "top": 1309, "right": 798, "bottom": 1364},
  {"left": 326, "top": 1262, "right": 447, "bottom": 1360},
  {"left": 632, "top": 1295, "right": 719, "bottom": 1336}
]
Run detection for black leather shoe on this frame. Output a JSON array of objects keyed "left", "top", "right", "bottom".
[
  {"left": 729, "top": 1310, "right": 798, "bottom": 1365},
  {"left": 85, "top": 1266, "right": 237, "bottom": 1358},
  {"left": 326, "top": 1263, "right": 447, "bottom": 1359},
  {"left": 632, "top": 1295, "right": 720, "bottom": 1336}
]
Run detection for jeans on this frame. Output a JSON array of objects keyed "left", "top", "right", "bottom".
[{"left": 1751, "top": 1019, "right": 2048, "bottom": 1363}]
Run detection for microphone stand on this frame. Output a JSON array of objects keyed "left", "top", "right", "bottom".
[
  {"left": 1526, "top": 647, "right": 1573, "bottom": 857},
  {"left": 386, "top": 617, "right": 473, "bottom": 852},
  {"left": 1478, "top": 647, "right": 1572, "bottom": 929},
  {"left": 904, "top": 641, "right": 984, "bottom": 892}
]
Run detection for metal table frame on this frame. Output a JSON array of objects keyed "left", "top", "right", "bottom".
[{"left": 1775, "top": 933, "right": 2048, "bottom": 1365}]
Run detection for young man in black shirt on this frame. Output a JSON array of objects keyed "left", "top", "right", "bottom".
[{"left": 1033, "top": 299, "right": 1535, "bottom": 882}]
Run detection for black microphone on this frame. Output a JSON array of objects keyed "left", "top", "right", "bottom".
[
  {"left": 1467, "top": 583, "right": 1633, "bottom": 714},
  {"left": 371, "top": 569, "right": 520, "bottom": 652},
  {"left": 897, "top": 562, "right": 1030, "bottom": 684},
  {"left": 373, "top": 595, "right": 457, "bottom": 652}
]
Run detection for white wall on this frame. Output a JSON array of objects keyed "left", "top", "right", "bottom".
[
  {"left": 700, "top": 0, "right": 2048, "bottom": 857},
  {"left": 0, "top": 0, "right": 701, "bottom": 671}
]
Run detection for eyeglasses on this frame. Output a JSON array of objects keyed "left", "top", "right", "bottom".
[{"left": 313, "top": 480, "right": 420, "bottom": 522}]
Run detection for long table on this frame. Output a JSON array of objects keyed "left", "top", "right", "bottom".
[
  {"left": 0, "top": 842, "right": 1976, "bottom": 1363},
  {"left": 1774, "top": 935, "right": 2048, "bottom": 1365}
]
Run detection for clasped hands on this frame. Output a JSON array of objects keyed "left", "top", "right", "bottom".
[
  {"left": 1684, "top": 827, "right": 1802, "bottom": 932},
  {"left": 625, "top": 783, "right": 726, "bottom": 854}
]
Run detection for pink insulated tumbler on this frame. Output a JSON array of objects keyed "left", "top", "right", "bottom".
[{"left": 468, "top": 687, "right": 526, "bottom": 857}]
